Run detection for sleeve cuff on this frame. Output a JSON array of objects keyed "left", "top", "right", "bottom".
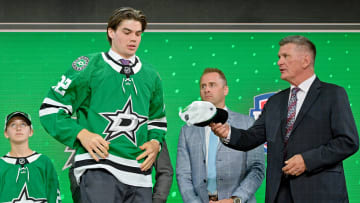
[{"left": 221, "top": 127, "right": 231, "bottom": 144}]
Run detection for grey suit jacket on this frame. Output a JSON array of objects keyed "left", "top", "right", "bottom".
[
  {"left": 226, "top": 78, "right": 359, "bottom": 203},
  {"left": 176, "top": 109, "right": 265, "bottom": 203}
]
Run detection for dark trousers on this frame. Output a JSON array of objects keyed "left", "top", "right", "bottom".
[
  {"left": 275, "top": 176, "right": 294, "bottom": 203},
  {"left": 79, "top": 169, "right": 152, "bottom": 203},
  {"left": 69, "top": 166, "right": 81, "bottom": 203}
]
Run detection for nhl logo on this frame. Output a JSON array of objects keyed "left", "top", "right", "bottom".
[
  {"left": 124, "top": 67, "right": 132, "bottom": 75},
  {"left": 18, "top": 158, "right": 26, "bottom": 165},
  {"left": 249, "top": 92, "right": 276, "bottom": 120},
  {"left": 72, "top": 56, "right": 89, "bottom": 71},
  {"left": 249, "top": 92, "right": 276, "bottom": 155}
]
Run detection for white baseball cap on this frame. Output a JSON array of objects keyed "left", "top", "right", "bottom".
[{"left": 179, "top": 101, "right": 228, "bottom": 126}]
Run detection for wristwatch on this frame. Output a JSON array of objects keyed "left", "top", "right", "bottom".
[{"left": 232, "top": 197, "right": 242, "bottom": 203}]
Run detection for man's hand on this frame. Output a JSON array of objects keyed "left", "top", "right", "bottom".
[
  {"left": 210, "top": 198, "right": 233, "bottom": 203},
  {"left": 77, "top": 129, "right": 110, "bottom": 162},
  {"left": 210, "top": 123, "right": 230, "bottom": 138},
  {"left": 136, "top": 140, "right": 160, "bottom": 171},
  {"left": 282, "top": 154, "right": 306, "bottom": 176}
]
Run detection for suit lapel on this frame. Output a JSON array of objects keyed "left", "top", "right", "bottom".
[
  {"left": 200, "top": 127, "right": 206, "bottom": 157},
  {"left": 291, "top": 78, "right": 321, "bottom": 135}
]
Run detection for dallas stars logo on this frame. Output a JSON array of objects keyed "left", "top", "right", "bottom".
[
  {"left": 10, "top": 183, "right": 47, "bottom": 203},
  {"left": 72, "top": 56, "right": 89, "bottom": 71},
  {"left": 100, "top": 96, "right": 147, "bottom": 145}
]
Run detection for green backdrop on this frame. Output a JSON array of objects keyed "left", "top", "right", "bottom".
[{"left": 0, "top": 32, "right": 359, "bottom": 202}]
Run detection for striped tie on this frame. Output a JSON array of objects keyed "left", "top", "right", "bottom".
[{"left": 285, "top": 87, "right": 300, "bottom": 143}]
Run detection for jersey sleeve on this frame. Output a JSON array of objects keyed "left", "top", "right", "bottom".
[
  {"left": 45, "top": 157, "right": 62, "bottom": 203},
  {"left": 39, "top": 56, "right": 91, "bottom": 148},
  {"left": 147, "top": 72, "right": 167, "bottom": 145}
]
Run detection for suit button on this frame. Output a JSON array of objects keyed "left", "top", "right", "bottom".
[
  {"left": 203, "top": 160, "right": 206, "bottom": 163},
  {"left": 203, "top": 179, "right": 206, "bottom": 183}
]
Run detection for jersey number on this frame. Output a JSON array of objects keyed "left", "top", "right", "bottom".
[{"left": 53, "top": 75, "right": 72, "bottom": 96}]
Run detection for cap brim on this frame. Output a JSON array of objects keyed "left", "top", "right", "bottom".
[{"left": 194, "top": 108, "right": 228, "bottom": 127}]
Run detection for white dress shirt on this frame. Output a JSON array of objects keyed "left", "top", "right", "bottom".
[
  {"left": 108, "top": 48, "right": 136, "bottom": 64},
  {"left": 289, "top": 74, "right": 316, "bottom": 119}
]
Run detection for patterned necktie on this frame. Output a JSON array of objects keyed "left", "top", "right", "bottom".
[
  {"left": 207, "top": 130, "right": 218, "bottom": 194},
  {"left": 285, "top": 87, "right": 300, "bottom": 143}
]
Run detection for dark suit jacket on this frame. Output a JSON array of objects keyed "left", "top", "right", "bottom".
[
  {"left": 153, "top": 141, "right": 174, "bottom": 203},
  {"left": 225, "top": 77, "right": 359, "bottom": 203}
]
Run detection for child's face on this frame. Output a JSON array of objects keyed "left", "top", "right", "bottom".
[{"left": 4, "top": 117, "right": 33, "bottom": 144}]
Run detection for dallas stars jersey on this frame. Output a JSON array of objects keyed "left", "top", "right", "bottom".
[
  {"left": 0, "top": 152, "right": 61, "bottom": 203},
  {"left": 39, "top": 51, "right": 167, "bottom": 187}
]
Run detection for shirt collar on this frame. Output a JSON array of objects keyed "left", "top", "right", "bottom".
[
  {"left": 108, "top": 49, "right": 136, "bottom": 64},
  {"left": 290, "top": 74, "right": 316, "bottom": 93}
]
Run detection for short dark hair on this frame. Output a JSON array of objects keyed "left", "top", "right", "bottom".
[
  {"left": 279, "top": 35, "right": 316, "bottom": 62},
  {"left": 201, "top": 68, "right": 227, "bottom": 86},
  {"left": 107, "top": 7, "right": 147, "bottom": 45}
]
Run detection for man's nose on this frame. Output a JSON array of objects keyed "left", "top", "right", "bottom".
[{"left": 130, "top": 33, "right": 137, "bottom": 41}]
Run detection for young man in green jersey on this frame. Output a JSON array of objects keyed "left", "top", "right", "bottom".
[
  {"left": 40, "top": 7, "right": 167, "bottom": 202},
  {"left": 0, "top": 111, "right": 61, "bottom": 203}
]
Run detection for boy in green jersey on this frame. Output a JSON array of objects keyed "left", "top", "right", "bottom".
[{"left": 0, "top": 111, "right": 61, "bottom": 203}]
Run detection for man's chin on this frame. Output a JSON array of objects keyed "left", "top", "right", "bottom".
[
  {"left": 280, "top": 74, "right": 287, "bottom": 80},
  {"left": 204, "top": 99, "right": 215, "bottom": 105},
  {"left": 127, "top": 49, "right": 137, "bottom": 55}
]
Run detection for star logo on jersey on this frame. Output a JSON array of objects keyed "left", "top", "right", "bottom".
[
  {"left": 100, "top": 96, "right": 148, "bottom": 145},
  {"left": 72, "top": 56, "right": 89, "bottom": 71},
  {"left": 11, "top": 183, "right": 47, "bottom": 203},
  {"left": 62, "top": 146, "right": 76, "bottom": 170}
]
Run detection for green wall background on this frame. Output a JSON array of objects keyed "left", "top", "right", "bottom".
[{"left": 0, "top": 32, "right": 359, "bottom": 202}]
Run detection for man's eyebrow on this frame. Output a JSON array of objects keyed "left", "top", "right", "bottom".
[
  {"left": 122, "top": 27, "right": 142, "bottom": 33},
  {"left": 122, "top": 27, "right": 132, "bottom": 32}
]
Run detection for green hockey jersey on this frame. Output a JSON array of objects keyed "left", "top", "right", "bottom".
[
  {"left": 0, "top": 152, "right": 61, "bottom": 203},
  {"left": 39, "top": 50, "right": 167, "bottom": 187}
]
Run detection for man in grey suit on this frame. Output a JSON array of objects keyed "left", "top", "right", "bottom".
[
  {"left": 211, "top": 35, "right": 359, "bottom": 203},
  {"left": 176, "top": 68, "right": 265, "bottom": 203}
]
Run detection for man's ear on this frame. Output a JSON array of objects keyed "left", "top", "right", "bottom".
[
  {"left": 224, "top": 85, "right": 229, "bottom": 96},
  {"left": 302, "top": 54, "right": 311, "bottom": 69},
  {"left": 108, "top": 28, "right": 115, "bottom": 40}
]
